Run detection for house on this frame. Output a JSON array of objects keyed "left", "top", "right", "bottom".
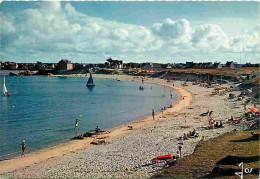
[
  {"left": 142, "top": 63, "right": 162, "bottom": 72},
  {"left": 3, "top": 62, "right": 18, "bottom": 70},
  {"left": 213, "top": 62, "right": 222, "bottom": 69},
  {"left": 57, "top": 59, "right": 73, "bottom": 70},
  {"left": 73, "top": 63, "right": 84, "bottom": 71},
  {"left": 166, "top": 64, "right": 172, "bottom": 69},
  {"left": 153, "top": 63, "right": 162, "bottom": 72},
  {"left": 106, "top": 57, "right": 123, "bottom": 69},
  {"left": 143, "top": 63, "right": 153, "bottom": 71},
  {"left": 186, "top": 61, "right": 196, "bottom": 68},
  {"left": 226, "top": 61, "right": 235, "bottom": 68},
  {"left": 203, "top": 62, "right": 213, "bottom": 68},
  {"left": 44, "top": 63, "right": 57, "bottom": 69}
]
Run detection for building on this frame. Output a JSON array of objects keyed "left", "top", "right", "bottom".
[
  {"left": 166, "top": 64, "right": 172, "bottom": 69},
  {"left": 226, "top": 61, "right": 235, "bottom": 68},
  {"left": 3, "top": 62, "right": 18, "bottom": 70},
  {"left": 186, "top": 61, "right": 196, "bottom": 68},
  {"left": 213, "top": 62, "right": 222, "bottom": 69},
  {"left": 106, "top": 57, "right": 123, "bottom": 69},
  {"left": 57, "top": 59, "right": 73, "bottom": 70}
]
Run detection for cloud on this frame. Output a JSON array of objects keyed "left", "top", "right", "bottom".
[{"left": 0, "top": 2, "right": 259, "bottom": 63}]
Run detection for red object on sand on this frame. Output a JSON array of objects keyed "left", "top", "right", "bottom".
[
  {"left": 152, "top": 154, "right": 172, "bottom": 162},
  {"left": 249, "top": 107, "right": 259, "bottom": 114},
  {"left": 214, "top": 87, "right": 227, "bottom": 91}
]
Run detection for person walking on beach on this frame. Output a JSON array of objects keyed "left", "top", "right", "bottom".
[
  {"left": 152, "top": 109, "right": 155, "bottom": 120},
  {"left": 161, "top": 108, "right": 164, "bottom": 114},
  {"left": 74, "top": 119, "right": 80, "bottom": 130},
  {"left": 19, "top": 140, "right": 26, "bottom": 157},
  {"left": 178, "top": 137, "right": 183, "bottom": 158}
]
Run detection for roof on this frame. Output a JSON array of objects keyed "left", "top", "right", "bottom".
[
  {"left": 59, "top": 59, "right": 72, "bottom": 63},
  {"left": 226, "top": 61, "right": 234, "bottom": 66}
]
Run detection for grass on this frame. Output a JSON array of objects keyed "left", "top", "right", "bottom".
[
  {"left": 164, "top": 67, "right": 259, "bottom": 77},
  {"left": 152, "top": 129, "right": 259, "bottom": 179}
]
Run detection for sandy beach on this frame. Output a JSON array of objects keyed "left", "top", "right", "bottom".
[{"left": 0, "top": 75, "right": 246, "bottom": 178}]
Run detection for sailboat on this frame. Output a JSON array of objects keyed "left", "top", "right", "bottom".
[
  {"left": 86, "top": 72, "right": 95, "bottom": 87},
  {"left": 3, "top": 76, "right": 10, "bottom": 96}
]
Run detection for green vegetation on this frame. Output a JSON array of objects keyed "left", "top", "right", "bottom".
[{"left": 153, "top": 130, "right": 259, "bottom": 179}]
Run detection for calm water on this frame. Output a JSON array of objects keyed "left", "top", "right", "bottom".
[{"left": 0, "top": 75, "right": 177, "bottom": 160}]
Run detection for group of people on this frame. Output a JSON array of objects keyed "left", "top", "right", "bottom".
[
  {"left": 180, "top": 129, "right": 199, "bottom": 140},
  {"left": 206, "top": 110, "right": 224, "bottom": 129},
  {"left": 209, "top": 119, "right": 223, "bottom": 129}
]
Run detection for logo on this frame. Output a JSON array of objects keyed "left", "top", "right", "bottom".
[{"left": 235, "top": 162, "right": 253, "bottom": 179}]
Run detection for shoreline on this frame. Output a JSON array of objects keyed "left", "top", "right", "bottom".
[{"left": 0, "top": 75, "right": 192, "bottom": 174}]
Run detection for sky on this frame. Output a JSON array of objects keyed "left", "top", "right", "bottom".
[{"left": 1, "top": 1, "right": 260, "bottom": 63}]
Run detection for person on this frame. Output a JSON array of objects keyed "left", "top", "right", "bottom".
[
  {"left": 169, "top": 104, "right": 172, "bottom": 108},
  {"left": 176, "top": 151, "right": 181, "bottom": 159},
  {"left": 191, "top": 129, "right": 196, "bottom": 136},
  {"left": 229, "top": 116, "right": 234, "bottom": 123},
  {"left": 170, "top": 94, "right": 173, "bottom": 98},
  {"left": 209, "top": 111, "right": 213, "bottom": 117},
  {"left": 178, "top": 144, "right": 183, "bottom": 158},
  {"left": 20, "top": 140, "right": 26, "bottom": 157},
  {"left": 215, "top": 122, "right": 219, "bottom": 128},
  {"left": 161, "top": 108, "right": 164, "bottom": 114},
  {"left": 244, "top": 104, "right": 247, "bottom": 112},
  {"left": 164, "top": 107, "right": 166, "bottom": 110},
  {"left": 173, "top": 83, "right": 175, "bottom": 87},
  {"left": 219, "top": 121, "right": 223, "bottom": 128},
  {"left": 207, "top": 110, "right": 210, "bottom": 116},
  {"left": 187, "top": 131, "right": 192, "bottom": 138},
  {"left": 210, "top": 120, "right": 215, "bottom": 129},
  {"left": 152, "top": 109, "right": 155, "bottom": 120},
  {"left": 163, "top": 95, "right": 165, "bottom": 97},
  {"left": 74, "top": 119, "right": 80, "bottom": 130},
  {"left": 95, "top": 126, "right": 100, "bottom": 133},
  {"left": 183, "top": 133, "right": 188, "bottom": 140}
]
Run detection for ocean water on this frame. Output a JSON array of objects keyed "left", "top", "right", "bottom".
[{"left": 0, "top": 75, "right": 177, "bottom": 160}]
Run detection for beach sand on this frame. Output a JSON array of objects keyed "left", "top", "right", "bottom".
[{"left": 0, "top": 75, "right": 245, "bottom": 178}]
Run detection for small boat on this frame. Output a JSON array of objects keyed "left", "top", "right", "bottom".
[
  {"left": 86, "top": 72, "right": 95, "bottom": 87},
  {"left": 3, "top": 76, "right": 10, "bottom": 97}
]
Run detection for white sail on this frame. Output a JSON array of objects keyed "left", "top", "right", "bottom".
[{"left": 3, "top": 76, "right": 8, "bottom": 95}]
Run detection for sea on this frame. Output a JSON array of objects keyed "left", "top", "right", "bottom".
[{"left": 0, "top": 74, "right": 177, "bottom": 160}]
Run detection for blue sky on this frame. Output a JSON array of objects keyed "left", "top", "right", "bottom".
[{"left": 1, "top": 1, "right": 259, "bottom": 63}]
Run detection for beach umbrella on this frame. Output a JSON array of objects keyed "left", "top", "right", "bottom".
[{"left": 249, "top": 107, "right": 259, "bottom": 114}]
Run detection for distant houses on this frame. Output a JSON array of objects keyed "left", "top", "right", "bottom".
[
  {"left": 213, "top": 62, "right": 222, "bottom": 69},
  {"left": 106, "top": 57, "right": 123, "bottom": 69},
  {"left": 226, "top": 61, "right": 235, "bottom": 68},
  {"left": 1, "top": 58, "right": 259, "bottom": 76},
  {"left": 57, "top": 59, "right": 73, "bottom": 70}
]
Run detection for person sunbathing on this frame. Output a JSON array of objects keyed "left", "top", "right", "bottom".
[
  {"left": 228, "top": 116, "right": 234, "bottom": 123},
  {"left": 183, "top": 133, "right": 188, "bottom": 140},
  {"left": 232, "top": 118, "right": 243, "bottom": 124}
]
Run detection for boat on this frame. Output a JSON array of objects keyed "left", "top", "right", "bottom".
[
  {"left": 3, "top": 76, "right": 10, "bottom": 96},
  {"left": 86, "top": 72, "right": 95, "bottom": 87}
]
